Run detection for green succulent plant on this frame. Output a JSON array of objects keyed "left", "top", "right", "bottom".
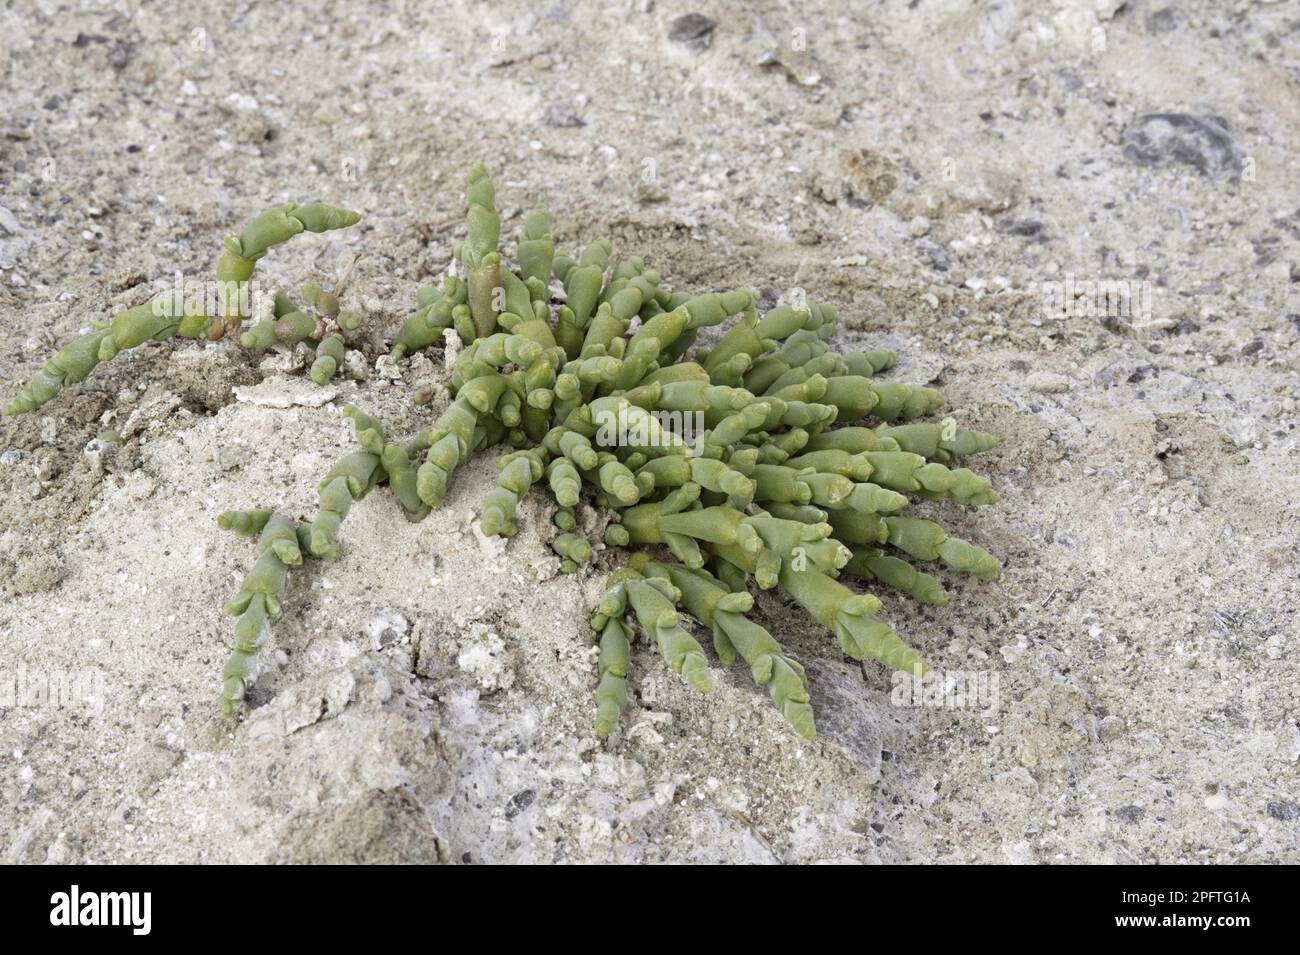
[{"left": 7, "top": 166, "right": 1002, "bottom": 738}]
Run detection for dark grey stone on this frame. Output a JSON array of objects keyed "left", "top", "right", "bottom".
[
  {"left": 1267, "top": 801, "right": 1299, "bottom": 821},
  {"left": 996, "top": 218, "right": 1048, "bottom": 241},
  {"left": 802, "top": 656, "right": 898, "bottom": 779},
  {"left": 915, "top": 237, "right": 950, "bottom": 271},
  {"left": 505, "top": 788, "right": 537, "bottom": 819},
  {"left": 1121, "top": 113, "right": 1244, "bottom": 182},
  {"left": 542, "top": 107, "right": 586, "bottom": 128},
  {"left": 669, "top": 13, "right": 716, "bottom": 50},
  {"left": 1145, "top": 8, "right": 1183, "bottom": 34},
  {"left": 1114, "top": 804, "right": 1146, "bottom": 824}
]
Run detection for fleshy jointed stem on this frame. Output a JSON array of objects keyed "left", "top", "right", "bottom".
[
  {"left": 215, "top": 406, "right": 425, "bottom": 710},
  {"left": 217, "top": 511, "right": 305, "bottom": 717},
  {"left": 6, "top": 202, "right": 359, "bottom": 416}
]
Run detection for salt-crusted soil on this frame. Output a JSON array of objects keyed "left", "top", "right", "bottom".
[{"left": 1, "top": 0, "right": 1296, "bottom": 863}]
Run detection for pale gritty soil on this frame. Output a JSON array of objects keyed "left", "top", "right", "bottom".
[{"left": 0, "top": 0, "right": 1297, "bottom": 863}]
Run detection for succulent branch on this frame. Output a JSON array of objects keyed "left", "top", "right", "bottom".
[{"left": 5, "top": 201, "right": 360, "bottom": 416}]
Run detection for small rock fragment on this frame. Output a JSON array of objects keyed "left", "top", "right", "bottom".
[
  {"left": 233, "top": 377, "right": 338, "bottom": 408},
  {"left": 1204, "top": 791, "right": 1231, "bottom": 812},
  {"left": 542, "top": 107, "right": 586, "bottom": 128},
  {"left": 915, "top": 238, "right": 950, "bottom": 271},
  {"left": 1025, "top": 371, "right": 1072, "bottom": 394},
  {"left": 342, "top": 348, "right": 370, "bottom": 381},
  {"left": 1098, "top": 715, "right": 1127, "bottom": 742},
  {"left": 1121, "top": 114, "right": 1244, "bottom": 182},
  {"left": 456, "top": 629, "right": 515, "bottom": 693},
  {"left": 1114, "top": 805, "right": 1145, "bottom": 824},
  {"left": 1267, "top": 801, "right": 1299, "bottom": 822},
  {"left": 996, "top": 218, "right": 1047, "bottom": 241},
  {"left": 635, "top": 180, "right": 668, "bottom": 205},
  {"left": 364, "top": 609, "right": 409, "bottom": 648},
  {"left": 668, "top": 13, "right": 715, "bottom": 50}
]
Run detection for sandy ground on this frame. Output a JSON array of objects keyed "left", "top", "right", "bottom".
[{"left": 0, "top": 0, "right": 1297, "bottom": 863}]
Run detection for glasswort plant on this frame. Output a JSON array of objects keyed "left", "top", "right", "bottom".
[{"left": 7, "top": 166, "right": 1002, "bottom": 740}]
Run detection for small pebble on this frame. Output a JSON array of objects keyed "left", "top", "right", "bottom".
[
  {"left": 1267, "top": 801, "right": 1300, "bottom": 822},
  {"left": 1098, "top": 715, "right": 1127, "bottom": 742},
  {"left": 668, "top": 13, "right": 715, "bottom": 49},
  {"left": 1122, "top": 113, "right": 1244, "bottom": 182},
  {"left": 1204, "top": 792, "right": 1231, "bottom": 812},
  {"left": 1026, "top": 371, "right": 1071, "bottom": 394},
  {"left": 1115, "top": 805, "right": 1145, "bottom": 824}
]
